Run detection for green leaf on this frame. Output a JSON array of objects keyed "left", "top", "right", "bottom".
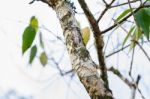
[
  {"left": 135, "top": 8, "right": 150, "bottom": 40},
  {"left": 29, "top": 45, "right": 37, "bottom": 64},
  {"left": 30, "top": 16, "right": 38, "bottom": 31},
  {"left": 39, "top": 52, "right": 48, "bottom": 66},
  {"left": 116, "top": 9, "right": 132, "bottom": 22},
  {"left": 81, "top": 27, "right": 90, "bottom": 45},
  {"left": 22, "top": 26, "right": 36, "bottom": 54},
  {"left": 123, "top": 26, "right": 135, "bottom": 46}
]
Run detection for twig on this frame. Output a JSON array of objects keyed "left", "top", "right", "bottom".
[
  {"left": 131, "top": 75, "right": 141, "bottom": 99},
  {"left": 136, "top": 42, "right": 150, "bottom": 62},
  {"left": 102, "top": 0, "right": 108, "bottom": 6},
  {"left": 101, "top": 5, "right": 150, "bottom": 34},
  {"left": 29, "top": 0, "right": 40, "bottom": 4},
  {"left": 137, "top": 88, "right": 145, "bottom": 99},
  {"left": 97, "top": 0, "right": 115, "bottom": 23},
  {"left": 108, "top": 67, "right": 145, "bottom": 99},
  {"left": 40, "top": 25, "right": 65, "bottom": 44},
  {"left": 106, "top": 40, "right": 149, "bottom": 58},
  {"left": 62, "top": 69, "right": 74, "bottom": 76},
  {"left": 110, "top": 0, "right": 140, "bottom": 8},
  {"left": 129, "top": 48, "right": 135, "bottom": 76},
  {"left": 108, "top": 67, "right": 134, "bottom": 88},
  {"left": 106, "top": 44, "right": 130, "bottom": 58}
]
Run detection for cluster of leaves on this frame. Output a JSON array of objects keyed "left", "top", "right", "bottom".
[
  {"left": 22, "top": 16, "right": 47, "bottom": 66},
  {"left": 116, "top": 7, "right": 150, "bottom": 49},
  {"left": 22, "top": 16, "right": 91, "bottom": 66}
]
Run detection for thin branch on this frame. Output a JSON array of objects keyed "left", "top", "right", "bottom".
[
  {"left": 128, "top": 0, "right": 135, "bottom": 19},
  {"left": 108, "top": 67, "right": 145, "bottom": 99},
  {"left": 48, "top": 56, "right": 63, "bottom": 75},
  {"left": 137, "top": 88, "right": 145, "bottom": 99},
  {"left": 108, "top": 67, "right": 134, "bottom": 88},
  {"left": 29, "top": 0, "right": 41, "bottom": 4},
  {"left": 131, "top": 75, "right": 141, "bottom": 99},
  {"left": 62, "top": 69, "right": 74, "bottom": 76},
  {"left": 106, "top": 40, "right": 149, "bottom": 58},
  {"left": 129, "top": 48, "right": 135, "bottom": 76},
  {"left": 40, "top": 25, "right": 65, "bottom": 44},
  {"left": 106, "top": 44, "right": 130, "bottom": 58},
  {"left": 97, "top": 0, "right": 115, "bottom": 23},
  {"left": 101, "top": 5, "right": 150, "bottom": 34},
  {"left": 78, "top": 0, "right": 109, "bottom": 88},
  {"left": 110, "top": 0, "right": 140, "bottom": 8},
  {"left": 102, "top": 0, "right": 108, "bottom": 6},
  {"left": 97, "top": 0, "right": 141, "bottom": 23},
  {"left": 136, "top": 42, "right": 150, "bottom": 62}
]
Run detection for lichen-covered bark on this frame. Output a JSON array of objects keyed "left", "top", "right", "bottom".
[{"left": 41, "top": 0, "right": 113, "bottom": 98}]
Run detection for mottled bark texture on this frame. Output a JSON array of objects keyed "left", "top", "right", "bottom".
[{"left": 41, "top": 0, "right": 113, "bottom": 98}]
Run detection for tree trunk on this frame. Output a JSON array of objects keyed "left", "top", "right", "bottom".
[{"left": 41, "top": 0, "right": 113, "bottom": 98}]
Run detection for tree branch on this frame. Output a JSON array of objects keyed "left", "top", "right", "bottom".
[
  {"left": 40, "top": 0, "right": 113, "bottom": 98},
  {"left": 108, "top": 67, "right": 145, "bottom": 99},
  {"left": 108, "top": 67, "right": 134, "bottom": 88},
  {"left": 78, "top": 0, "right": 110, "bottom": 89}
]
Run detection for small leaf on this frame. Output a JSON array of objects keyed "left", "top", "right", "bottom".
[
  {"left": 81, "top": 27, "right": 90, "bottom": 45},
  {"left": 29, "top": 45, "right": 37, "bottom": 64},
  {"left": 123, "top": 26, "right": 135, "bottom": 46},
  {"left": 30, "top": 16, "right": 38, "bottom": 31},
  {"left": 39, "top": 52, "right": 48, "bottom": 66},
  {"left": 116, "top": 9, "right": 132, "bottom": 22},
  {"left": 22, "top": 26, "right": 36, "bottom": 54}
]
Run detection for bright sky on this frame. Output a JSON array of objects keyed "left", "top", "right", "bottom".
[{"left": 0, "top": 0, "right": 150, "bottom": 99}]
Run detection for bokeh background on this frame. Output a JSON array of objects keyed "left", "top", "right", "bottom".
[{"left": 0, "top": 0, "right": 150, "bottom": 99}]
